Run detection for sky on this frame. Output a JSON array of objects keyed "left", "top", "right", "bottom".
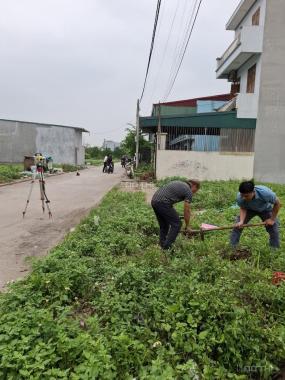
[{"left": 0, "top": 0, "right": 240, "bottom": 146}]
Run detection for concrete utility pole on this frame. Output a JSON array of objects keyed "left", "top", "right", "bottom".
[
  {"left": 157, "top": 102, "right": 161, "bottom": 149},
  {"left": 135, "top": 99, "right": 140, "bottom": 168}
]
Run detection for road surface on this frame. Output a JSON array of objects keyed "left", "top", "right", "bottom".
[{"left": 0, "top": 165, "right": 123, "bottom": 289}]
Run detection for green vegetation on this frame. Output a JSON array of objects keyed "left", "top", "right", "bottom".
[
  {"left": 85, "top": 127, "right": 152, "bottom": 165},
  {"left": 85, "top": 146, "right": 125, "bottom": 163},
  {"left": 134, "top": 163, "right": 155, "bottom": 181},
  {"left": 0, "top": 163, "right": 82, "bottom": 183},
  {"left": 120, "top": 127, "right": 152, "bottom": 157},
  {"left": 0, "top": 164, "right": 23, "bottom": 183},
  {"left": 0, "top": 182, "right": 285, "bottom": 379}
]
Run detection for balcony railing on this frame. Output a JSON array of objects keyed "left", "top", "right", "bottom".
[
  {"left": 216, "top": 33, "right": 241, "bottom": 70},
  {"left": 216, "top": 26, "right": 263, "bottom": 75}
]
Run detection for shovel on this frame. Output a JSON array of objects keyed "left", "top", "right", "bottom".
[{"left": 183, "top": 222, "right": 266, "bottom": 241}]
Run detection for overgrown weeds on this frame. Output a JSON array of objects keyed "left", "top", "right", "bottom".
[{"left": 0, "top": 182, "right": 285, "bottom": 379}]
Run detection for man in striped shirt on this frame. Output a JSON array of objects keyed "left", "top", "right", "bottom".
[{"left": 151, "top": 179, "right": 200, "bottom": 250}]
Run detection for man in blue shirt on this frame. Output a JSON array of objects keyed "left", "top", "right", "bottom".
[{"left": 230, "top": 181, "right": 281, "bottom": 248}]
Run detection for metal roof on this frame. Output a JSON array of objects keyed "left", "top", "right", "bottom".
[
  {"left": 153, "top": 94, "right": 234, "bottom": 108},
  {"left": 0, "top": 118, "right": 89, "bottom": 133},
  {"left": 140, "top": 111, "right": 256, "bottom": 132}
]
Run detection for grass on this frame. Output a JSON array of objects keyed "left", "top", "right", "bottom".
[
  {"left": 0, "top": 181, "right": 285, "bottom": 379},
  {"left": 134, "top": 163, "right": 154, "bottom": 181},
  {"left": 0, "top": 163, "right": 23, "bottom": 183}
]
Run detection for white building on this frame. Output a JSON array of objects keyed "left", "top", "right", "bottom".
[
  {"left": 217, "top": 0, "right": 285, "bottom": 183},
  {"left": 216, "top": 0, "right": 265, "bottom": 119},
  {"left": 102, "top": 139, "right": 120, "bottom": 151}
]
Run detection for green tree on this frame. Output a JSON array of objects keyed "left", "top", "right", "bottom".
[{"left": 120, "top": 128, "right": 152, "bottom": 157}]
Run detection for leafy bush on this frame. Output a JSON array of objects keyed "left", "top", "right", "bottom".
[
  {"left": 0, "top": 184, "right": 285, "bottom": 379},
  {"left": 0, "top": 164, "right": 23, "bottom": 183}
]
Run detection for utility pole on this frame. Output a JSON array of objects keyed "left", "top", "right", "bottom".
[
  {"left": 157, "top": 102, "right": 161, "bottom": 149},
  {"left": 136, "top": 99, "right": 140, "bottom": 168}
]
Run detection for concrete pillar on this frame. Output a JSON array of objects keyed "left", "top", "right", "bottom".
[
  {"left": 156, "top": 133, "right": 167, "bottom": 150},
  {"left": 254, "top": 0, "right": 285, "bottom": 183}
]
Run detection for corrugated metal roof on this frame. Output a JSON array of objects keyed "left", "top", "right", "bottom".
[
  {"left": 153, "top": 94, "right": 234, "bottom": 108},
  {"left": 140, "top": 111, "right": 256, "bottom": 132},
  {"left": 0, "top": 118, "right": 89, "bottom": 133}
]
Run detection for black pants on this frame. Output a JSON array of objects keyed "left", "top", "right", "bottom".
[{"left": 151, "top": 201, "right": 182, "bottom": 250}]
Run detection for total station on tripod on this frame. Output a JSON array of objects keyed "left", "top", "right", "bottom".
[
  {"left": 24, "top": 153, "right": 53, "bottom": 173},
  {"left": 22, "top": 152, "right": 53, "bottom": 218}
]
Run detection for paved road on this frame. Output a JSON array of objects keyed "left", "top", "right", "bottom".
[{"left": 0, "top": 165, "right": 123, "bottom": 289}]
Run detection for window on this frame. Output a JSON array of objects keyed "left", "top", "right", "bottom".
[
  {"left": 252, "top": 7, "right": 260, "bottom": 25},
  {"left": 246, "top": 64, "right": 256, "bottom": 93}
]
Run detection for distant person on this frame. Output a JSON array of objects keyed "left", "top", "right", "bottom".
[
  {"left": 103, "top": 155, "right": 108, "bottom": 173},
  {"left": 151, "top": 179, "right": 200, "bottom": 250},
  {"left": 230, "top": 180, "right": 281, "bottom": 248},
  {"left": 106, "top": 154, "right": 113, "bottom": 174},
  {"left": 121, "top": 155, "right": 127, "bottom": 168},
  {"left": 106, "top": 154, "right": 113, "bottom": 165}
]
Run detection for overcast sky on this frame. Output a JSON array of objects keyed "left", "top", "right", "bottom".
[{"left": 0, "top": 0, "right": 240, "bottom": 146}]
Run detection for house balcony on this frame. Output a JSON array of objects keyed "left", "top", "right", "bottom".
[
  {"left": 216, "top": 26, "right": 263, "bottom": 79},
  {"left": 236, "top": 93, "right": 258, "bottom": 119}
]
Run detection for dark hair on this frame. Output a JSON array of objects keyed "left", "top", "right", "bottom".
[
  {"left": 239, "top": 180, "right": 255, "bottom": 194},
  {"left": 187, "top": 179, "right": 201, "bottom": 190}
]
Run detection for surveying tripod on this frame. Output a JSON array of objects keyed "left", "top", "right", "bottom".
[{"left": 22, "top": 163, "right": 52, "bottom": 218}]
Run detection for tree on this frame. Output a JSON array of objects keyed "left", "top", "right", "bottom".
[{"left": 120, "top": 127, "right": 152, "bottom": 157}]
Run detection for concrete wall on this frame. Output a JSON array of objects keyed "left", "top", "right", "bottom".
[
  {"left": 156, "top": 150, "right": 254, "bottom": 181},
  {"left": 0, "top": 120, "right": 85, "bottom": 165},
  {"left": 237, "top": 52, "right": 262, "bottom": 119},
  {"left": 234, "top": 0, "right": 266, "bottom": 36},
  {"left": 254, "top": 0, "right": 285, "bottom": 183},
  {"left": 233, "top": 0, "right": 265, "bottom": 119},
  {"left": 0, "top": 121, "right": 37, "bottom": 163}
]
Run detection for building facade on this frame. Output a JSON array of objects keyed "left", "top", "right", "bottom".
[
  {"left": 140, "top": 97, "right": 256, "bottom": 180},
  {"left": 0, "top": 119, "right": 88, "bottom": 165},
  {"left": 102, "top": 139, "right": 120, "bottom": 151},
  {"left": 217, "top": 0, "right": 285, "bottom": 183}
]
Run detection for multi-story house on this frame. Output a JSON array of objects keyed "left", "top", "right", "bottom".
[{"left": 217, "top": 0, "right": 285, "bottom": 183}]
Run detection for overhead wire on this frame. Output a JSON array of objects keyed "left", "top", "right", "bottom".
[
  {"left": 139, "top": 0, "right": 162, "bottom": 104},
  {"left": 163, "top": 0, "right": 203, "bottom": 100},
  {"left": 162, "top": 0, "right": 194, "bottom": 100},
  {"left": 147, "top": 0, "right": 181, "bottom": 104}
]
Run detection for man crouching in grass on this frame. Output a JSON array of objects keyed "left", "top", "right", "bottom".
[
  {"left": 230, "top": 180, "right": 281, "bottom": 249},
  {"left": 151, "top": 179, "right": 200, "bottom": 251}
]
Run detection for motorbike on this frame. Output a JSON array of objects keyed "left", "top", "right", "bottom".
[{"left": 125, "top": 160, "right": 134, "bottom": 179}]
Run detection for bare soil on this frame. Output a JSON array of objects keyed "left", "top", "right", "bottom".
[
  {"left": 0, "top": 165, "right": 123, "bottom": 290},
  {"left": 221, "top": 247, "right": 251, "bottom": 261}
]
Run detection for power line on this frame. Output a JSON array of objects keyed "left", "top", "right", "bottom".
[
  {"left": 147, "top": 0, "right": 181, "bottom": 103},
  {"left": 164, "top": 0, "right": 203, "bottom": 100},
  {"left": 139, "top": 0, "right": 162, "bottom": 103},
  {"left": 163, "top": 0, "right": 200, "bottom": 100},
  {"left": 163, "top": 0, "right": 194, "bottom": 100}
]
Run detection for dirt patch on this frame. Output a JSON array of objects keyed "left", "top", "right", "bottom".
[
  {"left": 221, "top": 248, "right": 251, "bottom": 261},
  {"left": 272, "top": 365, "right": 285, "bottom": 380}
]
